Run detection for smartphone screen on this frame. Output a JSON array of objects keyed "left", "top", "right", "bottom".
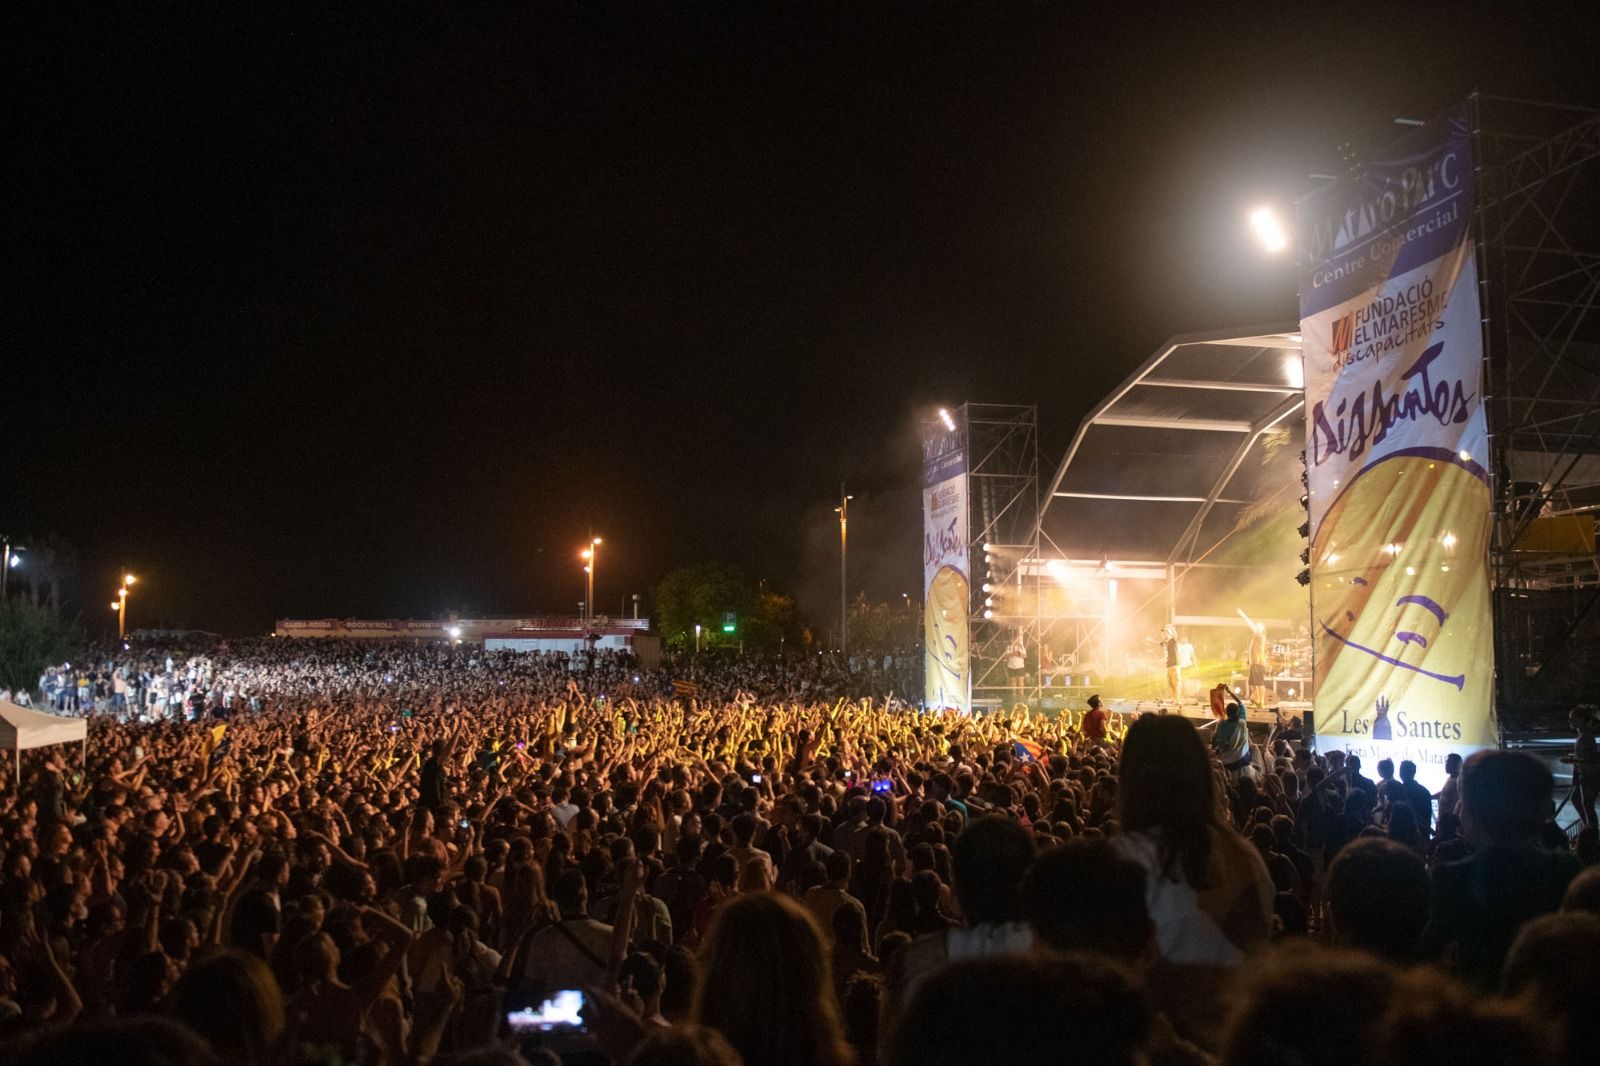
[
  {"left": 750, "top": 773, "right": 763, "bottom": 783},
  {"left": 506, "top": 989, "right": 586, "bottom": 1033}
]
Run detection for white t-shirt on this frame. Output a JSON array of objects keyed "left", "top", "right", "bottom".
[{"left": 1112, "top": 831, "right": 1242, "bottom": 967}]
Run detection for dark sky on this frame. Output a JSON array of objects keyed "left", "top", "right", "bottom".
[{"left": 5, "top": 4, "right": 1596, "bottom": 634}]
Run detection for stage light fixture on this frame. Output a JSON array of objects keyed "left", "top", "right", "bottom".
[
  {"left": 981, "top": 582, "right": 992, "bottom": 593},
  {"left": 1297, "top": 521, "right": 1310, "bottom": 539},
  {"left": 1283, "top": 354, "right": 1304, "bottom": 389},
  {"left": 1295, "top": 569, "right": 1311, "bottom": 586},
  {"left": 1298, "top": 493, "right": 1309, "bottom": 509},
  {"left": 938, "top": 408, "right": 956, "bottom": 432},
  {"left": 1249, "top": 206, "right": 1289, "bottom": 253},
  {"left": 1300, "top": 547, "right": 1310, "bottom": 565},
  {"left": 983, "top": 609, "right": 993, "bottom": 619}
]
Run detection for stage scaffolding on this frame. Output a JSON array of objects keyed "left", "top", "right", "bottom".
[
  {"left": 963, "top": 403, "right": 1042, "bottom": 709},
  {"left": 1032, "top": 328, "right": 1308, "bottom": 696},
  {"left": 1474, "top": 95, "right": 1600, "bottom": 731}
]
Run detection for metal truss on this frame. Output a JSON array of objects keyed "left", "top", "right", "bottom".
[
  {"left": 1473, "top": 95, "right": 1600, "bottom": 726},
  {"left": 963, "top": 403, "right": 1042, "bottom": 709}
]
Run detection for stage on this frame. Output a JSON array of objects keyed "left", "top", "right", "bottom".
[{"left": 980, "top": 690, "right": 1307, "bottom": 732}]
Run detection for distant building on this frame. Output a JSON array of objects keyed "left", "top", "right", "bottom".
[{"left": 272, "top": 615, "right": 659, "bottom": 665}]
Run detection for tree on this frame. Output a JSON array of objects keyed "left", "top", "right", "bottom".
[
  {"left": 654, "top": 564, "right": 753, "bottom": 649},
  {"left": 848, "top": 594, "right": 919, "bottom": 652},
  {"left": 0, "top": 599, "right": 80, "bottom": 695},
  {"left": 746, "top": 589, "right": 803, "bottom": 652},
  {"left": 18, "top": 533, "right": 76, "bottom": 617}
]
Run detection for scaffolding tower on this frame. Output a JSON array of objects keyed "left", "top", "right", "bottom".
[
  {"left": 963, "top": 403, "right": 1041, "bottom": 710},
  {"left": 1474, "top": 95, "right": 1600, "bottom": 731}
]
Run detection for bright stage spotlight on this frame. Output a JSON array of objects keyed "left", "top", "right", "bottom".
[
  {"left": 1249, "top": 206, "right": 1289, "bottom": 253},
  {"left": 938, "top": 408, "right": 956, "bottom": 431},
  {"left": 1283, "top": 353, "right": 1304, "bottom": 389}
]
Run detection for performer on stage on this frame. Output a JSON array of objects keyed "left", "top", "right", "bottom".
[
  {"left": 1161, "top": 624, "right": 1180, "bottom": 703},
  {"left": 1005, "top": 632, "right": 1027, "bottom": 700},
  {"left": 1040, "top": 641, "right": 1058, "bottom": 689},
  {"left": 1245, "top": 619, "right": 1268, "bottom": 709}
]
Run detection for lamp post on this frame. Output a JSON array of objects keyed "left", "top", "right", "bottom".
[
  {"left": 110, "top": 573, "right": 137, "bottom": 640},
  {"left": 834, "top": 485, "right": 852, "bottom": 654},
  {"left": 694, "top": 623, "right": 701, "bottom": 656},
  {"left": 580, "top": 536, "right": 602, "bottom": 627},
  {"left": 0, "top": 538, "right": 21, "bottom": 601}
]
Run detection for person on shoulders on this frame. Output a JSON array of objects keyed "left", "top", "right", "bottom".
[
  {"left": 1082, "top": 694, "right": 1110, "bottom": 744},
  {"left": 1112, "top": 714, "right": 1273, "bottom": 968}
]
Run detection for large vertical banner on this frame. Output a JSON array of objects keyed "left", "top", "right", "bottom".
[
  {"left": 1298, "top": 103, "right": 1494, "bottom": 784},
  {"left": 923, "top": 412, "right": 970, "bottom": 712}
]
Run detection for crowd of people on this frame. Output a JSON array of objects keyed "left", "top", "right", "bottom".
[
  {"left": 16, "top": 639, "right": 920, "bottom": 719},
  {"left": 1, "top": 637, "right": 1597, "bottom": 1065}
]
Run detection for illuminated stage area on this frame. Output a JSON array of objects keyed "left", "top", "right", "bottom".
[{"left": 963, "top": 328, "right": 1310, "bottom": 721}]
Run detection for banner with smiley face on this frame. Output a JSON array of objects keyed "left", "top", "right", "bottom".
[
  {"left": 1297, "top": 103, "right": 1495, "bottom": 784},
  {"left": 923, "top": 411, "right": 970, "bottom": 713}
]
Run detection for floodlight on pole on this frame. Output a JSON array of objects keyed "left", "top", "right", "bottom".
[
  {"left": 112, "top": 575, "right": 136, "bottom": 640},
  {"left": 835, "top": 485, "right": 853, "bottom": 654},
  {"left": 1249, "top": 206, "right": 1289, "bottom": 253},
  {"left": 937, "top": 408, "right": 956, "bottom": 432},
  {"left": 0, "top": 538, "right": 22, "bottom": 601},
  {"left": 580, "top": 535, "right": 602, "bottom": 626}
]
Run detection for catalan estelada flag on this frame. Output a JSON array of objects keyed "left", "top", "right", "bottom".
[{"left": 1012, "top": 739, "right": 1043, "bottom": 763}]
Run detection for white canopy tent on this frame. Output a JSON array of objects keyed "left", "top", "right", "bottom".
[{"left": 0, "top": 699, "right": 88, "bottom": 783}]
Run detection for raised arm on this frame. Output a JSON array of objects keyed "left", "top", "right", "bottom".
[{"left": 349, "top": 905, "right": 416, "bottom": 1008}]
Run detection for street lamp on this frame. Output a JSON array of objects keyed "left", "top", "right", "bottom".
[
  {"left": 834, "top": 486, "right": 852, "bottom": 654},
  {"left": 0, "top": 538, "right": 22, "bottom": 601},
  {"left": 694, "top": 623, "right": 702, "bottom": 655},
  {"left": 580, "top": 536, "right": 602, "bottom": 626},
  {"left": 111, "top": 574, "right": 136, "bottom": 640}
]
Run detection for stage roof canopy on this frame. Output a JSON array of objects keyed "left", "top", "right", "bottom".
[{"left": 1038, "top": 325, "right": 1305, "bottom": 566}]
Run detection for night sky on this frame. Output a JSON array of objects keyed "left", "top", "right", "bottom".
[{"left": 6, "top": 4, "right": 1596, "bottom": 634}]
